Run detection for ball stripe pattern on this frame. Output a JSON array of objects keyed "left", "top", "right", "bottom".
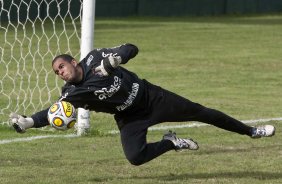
[
  {"left": 53, "top": 117, "right": 64, "bottom": 127},
  {"left": 61, "top": 101, "right": 74, "bottom": 117},
  {"left": 48, "top": 101, "right": 77, "bottom": 131},
  {"left": 49, "top": 103, "right": 59, "bottom": 114}
]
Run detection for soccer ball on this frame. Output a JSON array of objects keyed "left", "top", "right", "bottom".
[{"left": 48, "top": 101, "right": 77, "bottom": 131}]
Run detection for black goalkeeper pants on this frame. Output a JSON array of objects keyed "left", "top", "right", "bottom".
[{"left": 114, "top": 80, "right": 252, "bottom": 166}]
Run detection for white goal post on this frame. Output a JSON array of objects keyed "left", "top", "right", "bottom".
[
  {"left": 76, "top": 0, "right": 96, "bottom": 135},
  {"left": 0, "top": 0, "right": 95, "bottom": 135}
]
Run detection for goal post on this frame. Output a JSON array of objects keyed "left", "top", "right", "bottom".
[
  {"left": 76, "top": 0, "right": 96, "bottom": 136},
  {"left": 80, "top": 0, "right": 96, "bottom": 59},
  {"left": 0, "top": 0, "right": 95, "bottom": 135}
]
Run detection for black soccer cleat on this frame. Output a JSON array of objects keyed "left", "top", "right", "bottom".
[{"left": 163, "top": 130, "right": 199, "bottom": 151}]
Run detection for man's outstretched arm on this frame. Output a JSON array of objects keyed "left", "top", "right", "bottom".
[{"left": 10, "top": 108, "right": 49, "bottom": 133}]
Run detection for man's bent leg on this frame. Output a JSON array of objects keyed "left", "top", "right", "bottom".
[{"left": 119, "top": 120, "right": 175, "bottom": 166}]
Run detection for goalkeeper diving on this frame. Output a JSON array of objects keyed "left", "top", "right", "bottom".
[{"left": 10, "top": 43, "right": 275, "bottom": 166}]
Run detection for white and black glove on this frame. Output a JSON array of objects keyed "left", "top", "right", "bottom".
[
  {"left": 9, "top": 113, "right": 34, "bottom": 133},
  {"left": 95, "top": 55, "right": 122, "bottom": 76}
]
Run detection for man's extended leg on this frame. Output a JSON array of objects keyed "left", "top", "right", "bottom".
[{"left": 145, "top": 82, "right": 275, "bottom": 138}]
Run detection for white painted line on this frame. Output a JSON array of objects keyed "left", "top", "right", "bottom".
[
  {"left": 108, "top": 117, "right": 282, "bottom": 134},
  {"left": 242, "top": 117, "right": 282, "bottom": 124},
  {"left": 0, "top": 134, "right": 78, "bottom": 145},
  {"left": 149, "top": 117, "right": 282, "bottom": 131}
]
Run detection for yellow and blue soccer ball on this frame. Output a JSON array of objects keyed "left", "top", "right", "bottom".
[{"left": 48, "top": 101, "right": 76, "bottom": 131}]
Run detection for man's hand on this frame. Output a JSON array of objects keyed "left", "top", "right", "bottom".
[
  {"left": 95, "top": 55, "right": 122, "bottom": 76},
  {"left": 9, "top": 113, "right": 34, "bottom": 133}
]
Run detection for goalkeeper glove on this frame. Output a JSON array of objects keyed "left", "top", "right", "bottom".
[
  {"left": 9, "top": 113, "right": 34, "bottom": 133},
  {"left": 95, "top": 55, "right": 122, "bottom": 76}
]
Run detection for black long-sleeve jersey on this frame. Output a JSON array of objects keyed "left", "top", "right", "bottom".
[{"left": 31, "top": 43, "right": 144, "bottom": 127}]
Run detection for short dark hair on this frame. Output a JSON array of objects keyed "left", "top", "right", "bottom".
[{"left": 52, "top": 54, "right": 74, "bottom": 66}]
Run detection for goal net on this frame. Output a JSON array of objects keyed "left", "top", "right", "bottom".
[{"left": 0, "top": 0, "right": 92, "bottom": 131}]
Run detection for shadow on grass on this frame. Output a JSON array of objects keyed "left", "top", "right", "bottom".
[
  {"left": 135, "top": 171, "right": 282, "bottom": 181},
  {"left": 88, "top": 171, "right": 282, "bottom": 182},
  {"left": 195, "top": 143, "right": 282, "bottom": 155},
  {"left": 88, "top": 144, "right": 282, "bottom": 182}
]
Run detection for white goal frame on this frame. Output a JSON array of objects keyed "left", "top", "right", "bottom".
[
  {"left": 76, "top": 0, "right": 96, "bottom": 135},
  {"left": 0, "top": 0, "right": 96, "bottom": 135}
]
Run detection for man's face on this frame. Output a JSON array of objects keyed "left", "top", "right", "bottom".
[{"left": 52, "top": 58, "right": 78, "bottom": 83}]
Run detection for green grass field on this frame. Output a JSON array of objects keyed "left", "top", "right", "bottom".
[{"left": 1, "top": 15, "right": 282, "bottom": 183}]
